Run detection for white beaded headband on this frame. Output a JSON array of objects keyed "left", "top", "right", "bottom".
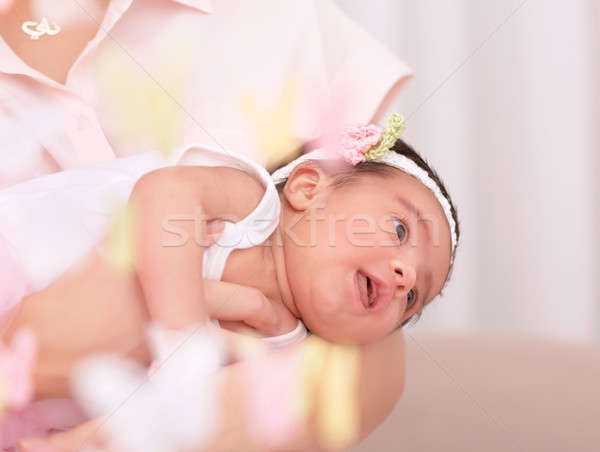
[{"left": 271, "top": 113, "right": 458, "bottom": 258}]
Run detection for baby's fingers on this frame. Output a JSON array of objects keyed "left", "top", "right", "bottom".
[{"left": 203, "top": 281, "right": 280, "bottom": 335}]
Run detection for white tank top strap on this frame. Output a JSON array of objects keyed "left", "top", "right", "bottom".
[
  {"left": 171, "top": 143, "right": 281, "bottom": 252},
  {"left": 260, "top": 319, "right": 308, "bottom": 348},
  {"left": 211, "top": 318, "right": 308, "bottom": 348}
]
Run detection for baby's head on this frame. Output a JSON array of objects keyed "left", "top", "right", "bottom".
[{"left": 271, "top": 115, "right": 459, "bottom": 344}]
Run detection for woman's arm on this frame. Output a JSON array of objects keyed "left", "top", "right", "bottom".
[
  {"left": 207, "top": 329, "right": 406, "bottom": 451},
  {"left": 20, "top": 330, "right": 405, "bottom": 452},
  {"left": 356, "top": 329, "right": 406, "bottom": 442}
]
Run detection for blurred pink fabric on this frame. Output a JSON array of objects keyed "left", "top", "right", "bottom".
[
  {"left": 0, "top": 0, "right": 412, "bottom": 189},
  {"left": 1, "top": 399, "right": 87, "bottom": 451},
  {"left": 0, "top": 233, "right": 26, "bottom": 329},
  {"left": 0, "top": 328, "right": 37, "bottom": 411}
]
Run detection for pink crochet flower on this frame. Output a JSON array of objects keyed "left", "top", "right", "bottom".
[
  {"left": 339, "top": 124, "right": 383, "bottom": 165},
  {"left": 0, "top": 328, "right": 37, "bottom": 410}
]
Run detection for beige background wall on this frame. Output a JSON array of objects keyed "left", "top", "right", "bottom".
[{"left": 352, "top": 332, "right": 600, "bottom": 452}]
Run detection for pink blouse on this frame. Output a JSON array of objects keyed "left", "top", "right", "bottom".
[{"left": 0, "top": 0, "right": 412, "bottom": 188}]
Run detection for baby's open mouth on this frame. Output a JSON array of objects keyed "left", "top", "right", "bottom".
[
  {"left": 357, "top": 271, "right": 378, "bottom": 310},
  {"left": 366, "top": 275, "right": 377, "bottom": 306}
]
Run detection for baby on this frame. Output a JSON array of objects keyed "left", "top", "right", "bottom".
[{"left": 0, "top": 113, "right": 458, "bottom": 398}]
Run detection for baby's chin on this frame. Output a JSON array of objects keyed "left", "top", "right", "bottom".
[
  {"left": 297, "top": 288, "right": 388, "bottom": 344},
  {"left": 302, "top": 315, "right": 383, "bottom": 345}
]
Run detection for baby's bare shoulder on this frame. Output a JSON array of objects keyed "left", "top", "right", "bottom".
[{"left": 132, "top": 165, "right": 266, "bottom": 221}]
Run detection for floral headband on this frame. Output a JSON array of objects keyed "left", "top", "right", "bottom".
[{"left": 271, "top": 113, "right": 458, "bottom": 257}]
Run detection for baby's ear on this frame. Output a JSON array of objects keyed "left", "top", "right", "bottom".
[{"left": 282, "top": 162, "right": 332, "bottom": 211}]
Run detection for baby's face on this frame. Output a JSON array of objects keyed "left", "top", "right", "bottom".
[{"left": 281, "top": 167, "right": 452, "bottom": 344}]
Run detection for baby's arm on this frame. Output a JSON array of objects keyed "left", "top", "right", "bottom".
[{"left": 128, "top": 165, "right": 265, "bottom": 330}]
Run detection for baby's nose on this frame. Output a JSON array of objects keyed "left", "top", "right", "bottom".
[{"left": 391, "top": 260, "right": 417, "bottom": 298}]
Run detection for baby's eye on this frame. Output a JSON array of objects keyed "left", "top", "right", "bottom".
[
  {"left": 407, "top": 289, "right": 416, "bottom": 309},
  {"left": 399, "top": 290, "right": 418, "bottom": 328},
  {"left": 392, "top": 218, "right": 408, "bottom": 242}
]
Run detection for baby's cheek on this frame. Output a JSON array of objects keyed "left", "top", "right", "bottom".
[
  {"left": 342, "top": 216, "right": 381, "bottom": 249},
  {"left": 315, "top": 214, "right": 346, "bottom": 249},
  {"left": 323, "top": 217, "right": 355, "bottom": 250}
]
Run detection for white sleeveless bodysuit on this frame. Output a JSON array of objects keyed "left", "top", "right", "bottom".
[{"left": 0, "top": 143, "right": 307, "bottom": 346}]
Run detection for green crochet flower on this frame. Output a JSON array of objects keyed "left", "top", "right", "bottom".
[{"left": 363, "top": 113, "right": 406, "bottom": 161}]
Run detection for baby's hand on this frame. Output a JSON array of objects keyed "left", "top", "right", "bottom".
[
  {"left": 203, "top": 280, "right": 297, "bottom": 338},
  {"left": 204, "top": 219, "right": 226, "bottom": 246},
  {"left": 200, "top": 220, "right": 299, "bottom": 337}
]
